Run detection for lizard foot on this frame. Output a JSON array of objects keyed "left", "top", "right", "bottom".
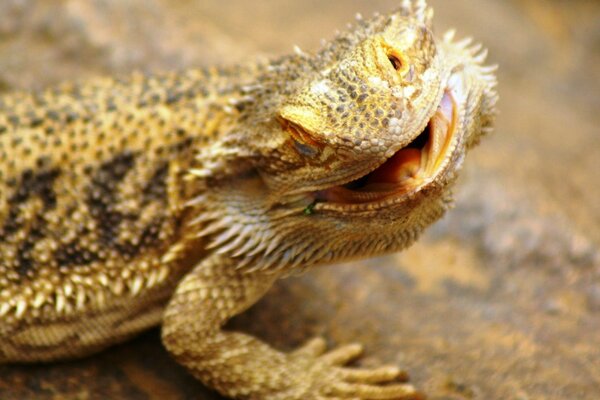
[{"left": 287, "top": 337, "right": 423, "bottom": 400}]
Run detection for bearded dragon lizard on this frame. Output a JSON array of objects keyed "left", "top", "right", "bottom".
[{"left": 0, "top": 1, "right": 497, "bottom": 398}]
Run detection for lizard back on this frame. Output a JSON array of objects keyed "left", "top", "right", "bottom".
[{"left": 0, "top": 68, "right": 242, "bottom": 357}]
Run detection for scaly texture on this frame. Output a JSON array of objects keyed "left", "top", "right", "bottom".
[{"left": 0, "top": 1, "right": 498, "bottom": 398}]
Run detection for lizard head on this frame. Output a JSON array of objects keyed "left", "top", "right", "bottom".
[
  {"left": 192, "top": 1, "right": 498, "bottom": 270},
  {"left": 272, "top": 4, "right": 497, "bottom": 231},
  {"left": 269, "top": 2, "right": 498, "bottom": 199}
]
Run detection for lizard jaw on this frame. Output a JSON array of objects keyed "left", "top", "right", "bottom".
[{"left": 314, "top": 90, "right": 457, "bottom": 210}]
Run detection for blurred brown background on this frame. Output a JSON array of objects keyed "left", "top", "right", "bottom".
[{"left": 0, "top": 0, "right": 599, "bottom": 399}]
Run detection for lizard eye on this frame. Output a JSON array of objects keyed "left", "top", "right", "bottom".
[
  {"left": 387, "top": 50, "right": 409, "bottom": 75},
  {"left": 278, "top": 118, "right": 321, "bottom": 158}
]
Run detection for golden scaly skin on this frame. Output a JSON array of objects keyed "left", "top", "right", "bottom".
[{"left": 0, "top": 1, "right": 497, "bottom": 398}]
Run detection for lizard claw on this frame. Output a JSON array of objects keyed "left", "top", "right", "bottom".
[{"left": 288, "top": 338, "right": 422, "bottom": 400}]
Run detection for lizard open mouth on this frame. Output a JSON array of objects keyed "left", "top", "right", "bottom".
[{"left": 316, "top": 90, "right": 457, "bottom": 206}]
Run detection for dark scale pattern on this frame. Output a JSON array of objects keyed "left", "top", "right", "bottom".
[
  {"left": 1, "top": 168, "right": 60, "bottom": 238},
  {"left": 115, "top": 216, "right": 166, "bottom": 261},
  {"left": 15, "top": 224, "right": 46, "bottom": 277},
  {"left": 54, "top": 238, "right": 101, "bottom": 268},
  {"left": 0, "top": 64, "right": 251, "bottom": 298},
  {"left": 0, "top": 168, "right": 60, "bottom": 276},
  {"left": 86, "top": 151, "right": 137, "bottom": 248},
  {"left": 142, "top": 162, "right": 168, "bottom": 205}
]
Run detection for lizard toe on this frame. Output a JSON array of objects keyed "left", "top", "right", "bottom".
[
  {"left": 340, "top": 365, "right": 408, "bottom": 384},
  {"left": 320, "top": 342, "right": 364, "bottom": 366},
  {"left": 293, "top": 336, "right": 329, "bottom": 357},
  {"left": 289, "top": 340, "right": 422, "bottom": 400},
  {"left": 328, "top": 381, "right": 420, "bottom": 399}
]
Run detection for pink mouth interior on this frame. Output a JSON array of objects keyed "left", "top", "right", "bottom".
[{"left": 317, "top": 91, "right": 456, "bottom": 204}]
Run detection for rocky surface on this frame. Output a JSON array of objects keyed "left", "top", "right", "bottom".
[{"left": 0, "top": 0, "right": 599, "bottom": 399}]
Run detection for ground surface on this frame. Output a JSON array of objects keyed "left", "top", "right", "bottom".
[{"left": 0, "top": 0, "right": 599, "bottom": 399}]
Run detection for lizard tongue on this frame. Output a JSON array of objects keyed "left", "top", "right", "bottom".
[
  {"left": 318, "top": 146, "right": 425, "bottom": 204},
  {"left": 315, "top": 146, "right": 424, "bottom": 203},
  {"left": 363, "top": 148, "right": 423, "bottom": 187}
]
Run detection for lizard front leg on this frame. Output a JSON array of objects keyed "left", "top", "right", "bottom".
[{"left": 162, "top": 254, "right": 419, "bottom": 399}]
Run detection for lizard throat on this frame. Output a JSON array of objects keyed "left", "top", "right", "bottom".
[{"left": 315, "top": 90, "right": 457, "bottom": 206}]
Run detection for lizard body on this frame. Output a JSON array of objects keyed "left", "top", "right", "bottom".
[{"left": 0, "top": 1, "right": 497, "bottom": 398}]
